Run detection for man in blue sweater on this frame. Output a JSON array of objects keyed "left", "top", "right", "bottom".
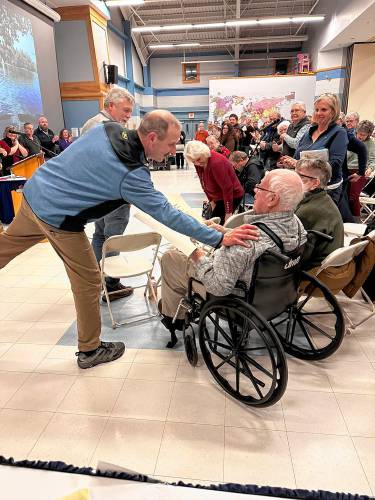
[{"left": 0, "top": 110, "right": 257, "bottom": 369}]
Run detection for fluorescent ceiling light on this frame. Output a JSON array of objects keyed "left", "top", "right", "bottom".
[
  {"left": 226, "top": 20, "right": 258, "bottom": 27},
  {"left": 258, "top": 18, "right": 292, "bottom": 25},
  {"left": 149, "top": 42, "right": 201, "bottom": 49},
  {"left": 291, "top": 16, "right": 325, "bottom": 23},
  {"left": 132, "top": 15, "right": 325, "bottom": 33},
  {"left": 194, "top": 22, "right": 226, "bottom": 28},
  {"left": 106, "top": 0, "right": 144, "bottom": 6}
]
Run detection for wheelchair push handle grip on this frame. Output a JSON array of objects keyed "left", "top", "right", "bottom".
[
  {"left": 307, "top": 230, "right": 334, "bottom": 242},
  {"left": 265, "top": 249, "right": 290, "bottom": 263}
]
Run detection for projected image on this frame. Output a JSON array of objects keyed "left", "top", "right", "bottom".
[{"left": 0, "top": 1, "right": 43, "bottom": 131}]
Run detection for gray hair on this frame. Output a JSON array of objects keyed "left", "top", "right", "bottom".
[
  {"left": 346, "top": 111, "right": 360, "bottom": 122},
  {"left": 229, "top": 150, "right": 248, "bottom": 163},
  {"left": 267, "top": 169, "right": 304, "bottom": 210},
  {"left": 357, "top": 120, "right": 374, "bottom": 137},
  {"left": 206, "top": 135, "right": 220, "bottom": 148},
  {"left": 138, "top": 110, "right": 180, "bottom": 140},
  {"left": 184, "top": 140, "right": 211, "bottom": 162},
  {"left": 277, "top": 120, "right": 291, "bottom": 133},
  {"left": 296, "top": 158, "right": 332, "bottom": 188},
  {"left": 291, "top": 101, "right": 306, "bottom": 111},
  {"left": 104, "top": 87, "right": 135, "bottom": 108}
]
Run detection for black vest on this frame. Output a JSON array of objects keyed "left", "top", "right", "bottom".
[{"left": 283, "top": 116, "right": 310, "bottom": 157}]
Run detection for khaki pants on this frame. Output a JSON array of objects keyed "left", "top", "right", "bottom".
[
  {"left": 160, "top": 248, "right": 205, "bottom": 319},
  {"left": 0, "top": 198, "right": 101, "bottom": 352}
]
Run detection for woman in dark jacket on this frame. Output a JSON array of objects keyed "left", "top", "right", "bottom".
[
  {"left": 281, "top": 93, "right": 348, "bottom": 205},
  {"left": 175, "top": 130, "right": 186, "bottom": 169},
  {"left": 220, "top": 123, "right": 238, "bottom": 152}
]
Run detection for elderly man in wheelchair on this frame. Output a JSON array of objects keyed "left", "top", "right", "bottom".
[{"left": 158, "top": 169, "right": 345, "bottom": 407}]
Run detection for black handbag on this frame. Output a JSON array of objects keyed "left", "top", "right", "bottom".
[{"left": 202, "top": 201, "right": 212, "bottom": 220}]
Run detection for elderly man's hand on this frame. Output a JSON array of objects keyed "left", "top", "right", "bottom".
[{"left": 222, "top": 224, "right": 259, "bottom": 248}]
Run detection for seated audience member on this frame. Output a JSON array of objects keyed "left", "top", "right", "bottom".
[
  {"left": 279, "top": 101, "right": 310, "bottom": 157},
  {"left": 206, "top": 135, "right": 230, "bottom": 157},
  {"left": 195, "top": 122, "right": 209, "bottom": 143},
  {"left": 185, "top": 141, "right": 244, "bottom": 224},
  {"left": 159, "top": 169, "right": 306, "bottom": 347},
  {"left": 347, "top": 120, "right": 375, "bottom": 218},
  {"left": 34, "top": 116, "right": 60, "bottom": 158},
  {"left": 220, "top": 123, "right": 238, "bottom": 152},
  {"left": 58, "top": 129, "right": 72, "bottom": 152},
  {"left": 19, "top": 122, "right": 42, "bottom": 157},
  {"left": 295, "top": 159, "right": 344, "bottom": 270},
  {"left": 207, "top": 122, "right": 221, "bottom": 139},
  {"left": 230, "top": 150, "right": 264, "bottom": 204},
  {"left": 175, "top": 130, "right": 186, "bottom": 169},
  {"left": 282, "top": 93, "right": 348, "bottom": 205},
  {"left": 0, "top": 126, "right": 28, "bottom": 175},
  {"left": 345, "top": 112, "right": 360, "bottom": 134}
]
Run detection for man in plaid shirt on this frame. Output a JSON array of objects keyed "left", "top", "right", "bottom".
[{"left": 159, "top": 169, "right": 307, "bottom": 347}]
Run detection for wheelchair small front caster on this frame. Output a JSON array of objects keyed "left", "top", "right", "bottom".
[{"left": 184, "top": 333, "right": 198, "bottom": 366}]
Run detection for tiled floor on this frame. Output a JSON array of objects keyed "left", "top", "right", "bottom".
[{"left": 0, "top": 168, "right": 375, "bottom": 494}]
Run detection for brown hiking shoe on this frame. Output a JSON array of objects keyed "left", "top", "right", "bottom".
[{"left": 102, "top": 283, "right": 134, "bottom": 303}]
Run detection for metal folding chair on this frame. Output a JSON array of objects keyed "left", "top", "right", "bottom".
[{"left": 101, "top": 232, "right": 161, "bottom": 328}]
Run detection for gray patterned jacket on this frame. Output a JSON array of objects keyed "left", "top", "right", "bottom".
[{"left": 194, "top": 210, "right": 307, "bottom": 297}]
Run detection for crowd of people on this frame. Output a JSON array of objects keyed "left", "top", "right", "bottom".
[
  {"left": 0, "top": 117, "right": 73, "bottom": 176},
  {"left": 192, "top": 93, "right": 375, "bottom": 224},
  {"left": 0, "top": 87, "right": 374, "bottom": 365}
]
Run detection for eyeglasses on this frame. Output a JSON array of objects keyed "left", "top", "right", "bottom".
[
  {"left": 296, "top": 172, "right": 319, "bottom": 181},
  {"left": 254, "top": 184, "right": 276, "bottom": 194}
]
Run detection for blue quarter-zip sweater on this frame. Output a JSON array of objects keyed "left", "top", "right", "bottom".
[
  {"left": 23, "top": 122, "right": 223, "bottom": 248},
  {"left": 295, "top": 123, "right": 348, "bottom": 185}
]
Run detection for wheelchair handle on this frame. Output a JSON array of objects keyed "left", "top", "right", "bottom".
[
  {"left": 307, "top": 230, "right": 334, "bottom": 242},
  {"left": 264, "top": 249, "right": 290, "bottom": 263}
]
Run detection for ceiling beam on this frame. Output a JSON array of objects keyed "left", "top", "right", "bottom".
[{"left": 149, "top": 34, "right": 308, "bottom": 48}]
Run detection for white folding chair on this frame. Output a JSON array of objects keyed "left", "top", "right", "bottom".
[
  {"left": 359, "top": 175, "right": 375, "bottom": 223},
  {"left": 314, "top": 240, "right": 372, "bottom": 333},
  {"left": 100, "top": 232, "right": 162, "bottom": 328},
  {"left": 224, "top": 209, "right": 253, "bottom": 229}
]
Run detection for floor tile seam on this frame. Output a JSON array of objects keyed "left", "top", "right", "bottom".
[
  {"left": 106, "top": 372, "right": 130, "bottom": 417},
  {"left": 347, "top": 433, "right": 374, "bottom": 496},
  {"left": 152, "top": 377, "right": 176, "bottom": 476},
  {"left": 0, "top": 342, "right": 15, "bottom": 358},
  {"left": 4, "top": 373, "right": 79, "bottom": 413},
  {"left": 0, "top": 370, "right": 35, "bottom": 408},
  {"left": 25, "top": 411, "right": 58, "bottom": 460},
  {"left": 87, "top": 414, "right": 112, "bottom": 469}
]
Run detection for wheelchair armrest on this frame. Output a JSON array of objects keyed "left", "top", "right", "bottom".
[
  {"left": 188, "top": 277, "right": 203, "bottom": 297},
  {"left": 264, "top": 249, "right": 290, "bottom": 263},
  {"left": 307, "top": 230, "right": 334, "bottom": 242}
]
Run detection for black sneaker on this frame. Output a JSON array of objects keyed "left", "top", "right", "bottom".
[
  {"left": 102, "top": 284, "right": 134, "bottom": 303},
  {"left": 76, "top": 341, "right": 125, "bottom": 369}
]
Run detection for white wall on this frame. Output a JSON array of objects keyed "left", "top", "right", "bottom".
[
  {"left": 150, "top": 56, "right": 236, "bottom": 88},
  {"left": 156, "top": 94, "right": 208, "bottom": 109},
  {"left": 108, "top": 30, "right": 126, "bottom": 76},
  {"left": 132, "top": 45, "right": 143, "bottom": 86}
]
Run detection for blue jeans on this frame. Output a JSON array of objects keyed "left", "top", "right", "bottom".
[{"left": 92, "top": 204, "right": 130, "bottom": 289}]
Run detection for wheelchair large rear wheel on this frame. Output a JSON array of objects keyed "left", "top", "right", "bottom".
[
  {"left": 198, "top": 298, "right": 287, "bottom": 407},
  {"left": 271, "top": 271, "right": 345, "bottom": 361}
]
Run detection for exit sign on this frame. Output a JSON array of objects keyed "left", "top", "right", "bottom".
[{"left": 188, "top": 112, "right": 195, "bottom": 119}]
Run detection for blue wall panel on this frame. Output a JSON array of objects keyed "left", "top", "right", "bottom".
[{"left": 62, "top": 100, "right": 100, "bottom": 129}]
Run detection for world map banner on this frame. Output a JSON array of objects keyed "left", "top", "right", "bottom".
[{"left": 209, "top": 74, "right": 316, "bottom": 125}]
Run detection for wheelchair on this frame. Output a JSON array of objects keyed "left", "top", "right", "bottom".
[{"left": 172, "top": 225, "right": 345, "bottom": 408}]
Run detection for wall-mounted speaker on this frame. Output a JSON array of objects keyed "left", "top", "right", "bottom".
[{"left": 107, "top": 64, "right": 118, "bottom": 85}]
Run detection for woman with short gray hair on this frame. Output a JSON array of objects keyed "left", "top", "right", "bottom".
[{"left": 185, "top": 140, "right": 244, "bottom": 224}]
